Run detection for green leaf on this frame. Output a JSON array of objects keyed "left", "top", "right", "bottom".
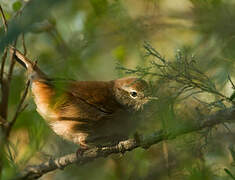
[{"left": 12, "top": 1, "right": 22, "bottom": 12}]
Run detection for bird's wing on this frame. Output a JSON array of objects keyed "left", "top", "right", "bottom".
[
  {"left": 47, "top": 79, "right": 122, "bottom": 122},
  {"left": 68, "top": 80, "right": 121, "bottom": 114}
]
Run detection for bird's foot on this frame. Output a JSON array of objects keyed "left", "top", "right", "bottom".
[{"left": 76, "top": 146, "right": 89, "bottom": 158}]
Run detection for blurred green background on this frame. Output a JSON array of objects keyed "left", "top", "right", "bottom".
[{"left": 1, "top": 0, "right": 235, "bottom": 179}]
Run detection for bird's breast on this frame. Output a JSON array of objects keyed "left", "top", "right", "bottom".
[{"left": 31, "top": 81, "right": 58, "bottom": 121}]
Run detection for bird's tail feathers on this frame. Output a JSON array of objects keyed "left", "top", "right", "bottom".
[
  {"left": 9, "top": 46, "right": 34, "bottom": 70},
  {"left": 9, "top": 46, "right": 47, "bottom": 80}
]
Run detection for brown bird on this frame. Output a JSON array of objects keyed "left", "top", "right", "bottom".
[{"left": 10, "top": 47, "right": 150, "bottom": 150}]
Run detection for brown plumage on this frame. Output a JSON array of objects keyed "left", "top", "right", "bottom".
[{"left": 10, "top": 47, "right": 150, "bottom": 148}]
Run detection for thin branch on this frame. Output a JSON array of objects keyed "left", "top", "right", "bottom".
[
  {"left": 8, "top": 40, "right": 17, "bottom": 82},
  {"left": 0, "top": 4, "right": 9, "bottom": 121},
  {"left": 228, "top": 74, "right": 235, "bottom": 90},
  {"left": 16, "top": 107, "right": 235, "bottom": 180},
  {"left": 0, "top": 5, "right": 8, "bottom": 83},
  {"left": 22, "top": 33, "right": 27, "bottom": 55},
  {"left": 20, "top": 103, "right": 28, "bottom": 114},
  {"left": 144, "top": 41, "right": 166, "bottom": 63},
  {"left": 0, "top": 115, "right": 6, "bottom": 127},
  {"left": 0, "top": 48, "right": 8, "bottom": 84},
  {"left": 0, "top": 5, "right": 8, "bottom": 32},
  {"left": 0, "top": 41, "right": 17, "bottom": 120},
  {"left": 6, "top": 80, "right": 30, "bottom": 138}
]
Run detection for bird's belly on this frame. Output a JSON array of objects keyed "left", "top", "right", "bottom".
[
  {"left": 36, "top": 102, "right": 58, "bottom": 121},
  {"left": 85, "top": 113, "right": 139, "bottom": 146},
  {"left": 49, "top": 121, "right": 86, "bottom": 143}
]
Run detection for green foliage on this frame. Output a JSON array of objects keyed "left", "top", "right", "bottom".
[
  {"left": 90, "top": 0, "right": 108, "bottom": 16},
  {"left": 186, "top": 164, "right": 215, "bottom": 180},
  {"left": 12, "top": 1, "right": 22, "bottom": 12}
]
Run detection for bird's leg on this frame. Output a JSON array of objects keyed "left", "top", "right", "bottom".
[
  {"left": 76, "top": 135, "right": 90, "bottom": 157},
  {"left": 86, "top": 134, "right": 128, "bottom": 148},
  {"left": 76, "top": 145, "right": 89, "bottom": 158},
  {"left": 76, "top": 134, "right": 129, "bottom": 158},
  {"left": 133, "top": 131, "right": 142, "bottom": 145}
]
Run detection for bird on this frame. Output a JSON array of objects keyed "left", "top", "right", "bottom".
[{"left": 10, "top": 47, "right": 150, "bottom": 151}]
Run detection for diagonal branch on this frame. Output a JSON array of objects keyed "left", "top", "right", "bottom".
[
  {"left": 0, "top": 40, "right": 17, "bottom": 120},
  {"left": 0, "top": 4, "right": 9, "bottom": 121},
  {"left": 5, "top": 80, "right": 30, "bottom": 138},
  {"left": 17, "top": 107, "right": 235, "bottom": 180},
  {"left": 0, "top": 5, "right": 8, "bottom": 32},
  {"left": 0, "top": 48, "right": 8, "bottom": 84},
  {"left": 21, "top": 33, "right": 27, "bottom": 55},
  {"left": 4, "top": 30, "right": 29, "bottom": 138}
]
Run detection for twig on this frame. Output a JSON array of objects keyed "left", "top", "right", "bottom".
[
  {"left": 8, "top": 40, "right": 17, "bottom": 82},
  {"left": 6, "top": 80, "right": 30, "bottom": 138},
  {"left": 0, "top": 115, "right": 6, "bottom": 126},
  {"left": 0, "top": 5, "right": 8, "bottom": 32},
  {"left": 0, "top": 4, "right": 8, "bottom": 115},
  {"left": 0, "top": 41, "right": 17, "bottom": 120},
  {"left": 16, "top": 107, "right": 235, "bottom": 180},
  {"left": 228, "top": 74, "right": 235, "bottom": 90},
  {"left": 0, "top": 5, "right": 8, "bottom": 83},
  {"left": 0, "top": 3, "right": 28, "bottom": 179},
  {"left": 222, "top": 123, "right": 232, "bottom": 134},
  {"left": 144, "top": 41, "right": 166, "bottom": 63},
  {"left": 22, "top": 33, "right": 27, "bottom": 55},
  {"left": 20, "top": 103, "right": 28, "bottom": 114},
  {"left": 0, "top": 5, "right": 10, "bottom": 120},
  {"left": 0, "top": 28, "right": 18, "bottom": 177},
  {"left": 0, "top": 48, "right": 7, "bottom": 84}
]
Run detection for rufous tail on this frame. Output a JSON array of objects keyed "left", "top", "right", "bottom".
[{"left": 9, "top": 46, "right": 47, "bottom": 80}]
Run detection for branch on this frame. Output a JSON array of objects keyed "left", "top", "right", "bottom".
[
  {"left": 17, "top": 107, "right": 235, "bottom": 180},
  {"left": 0, "top": 5, "right": 8, "bottom": 32},
  {"left": 21, "top": 33, "right": 27, "bottom": 55},
  {"left": 0, "top": 48, "right": 7, "bottom": 85},
  {"left": 4, "top": 34, "right": 30, "bottom": 138},
  {"left": 5, "top": 80, "right": 30, "bottom": 138},
  {"left": 0, "top": 40, "right": 17, "bottom": 120},
  {"left": 0, "top": 5, "right": 27, "bottom": 178},
  {"left": 0, "top": 4, "right": 9, "bottom": 120},
  {"left": 0, "top": 4, "right": 8, "bottom": 85}
]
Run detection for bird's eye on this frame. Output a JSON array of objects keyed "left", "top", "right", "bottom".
[{"left": 130, "top": 91, "right": 138, "bottom": 98}]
